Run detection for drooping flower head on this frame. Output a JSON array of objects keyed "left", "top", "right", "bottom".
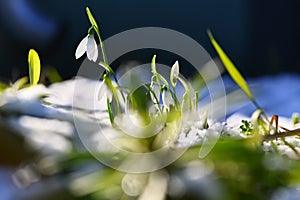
[
  {"left": 75, "top": 33, "right": 98, "bottom": 62},
  {"left": 170, "top": 61, "right": 179, "bottom": 87}
]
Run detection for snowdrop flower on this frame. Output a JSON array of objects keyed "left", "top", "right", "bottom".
[
  {"left": 150, "top": 76, "right": 160, "bottom": 104},
  {"left": 97, "top": 80, "right": 112, "bottom": 102},
  {"left": 162, "top": 86, "right": 173, "bottom": 110},
  {"left": 170, "top": 61, "right": 179, "bottom": 87},
  {"left": 75, "top": 34, "right": 98, "bottom": 62}
]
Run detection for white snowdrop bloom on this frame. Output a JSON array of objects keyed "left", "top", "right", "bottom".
[
  {"left": 170, "top": 61, "right": 179, "bottom": 87},
  {"left": 97, "top": 80, "right": 112, "bottom": 103},
  {"left": 162, "top": 88, "right": 173, "bottom": 110},
  {"left": 75, "top": 34, "right": 98, "bottom": 62}
]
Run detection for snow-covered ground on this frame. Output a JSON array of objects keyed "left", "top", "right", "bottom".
[{"left": 0, "top": 73, "right": 299, "bottom": 200}]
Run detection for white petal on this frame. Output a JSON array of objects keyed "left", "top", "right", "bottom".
[
  {"left": 97, "top": 81, "right": 106, "bottom": 102},
  {"left": 150, "top": 81, "right": 160, "bottom": 103},
  {"left": 87, "top": 35, "right": 98, "bottom": 62},
  {"left": 106, "top": 85, "right": 113, "bottom": 103},
  {"left": 172, "top": 61, "right": 179, "bottom": 77},
  {"left": 97, "top": 81, "right": 113, "bottom": 103},
  {"left": 170, "top": 61, "right": 179, "bottom": 87},
  {"left": 162, "top": 89, "right": 173, "bottom": 109},
  {"left": 75, "top": 36, "right": 88, "bottom": 59}
]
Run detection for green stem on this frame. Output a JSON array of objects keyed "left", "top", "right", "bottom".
[{"left": 94, "top": 29, "right": 108, "bottom": 64}]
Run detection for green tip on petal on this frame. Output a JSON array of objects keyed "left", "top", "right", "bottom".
[{"left": 28, "top": 49, "right": 41, "bottom": 85}]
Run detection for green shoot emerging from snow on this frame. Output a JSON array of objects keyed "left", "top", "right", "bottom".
[
  {"left": 208, "top": 30, "right": 261, "bottom": 109},
  {"left": 28, "top": 49, "right": 41, "bottom": 85},
  {"left": 292, "top": 113, "right": 299, "bottom": 126}
]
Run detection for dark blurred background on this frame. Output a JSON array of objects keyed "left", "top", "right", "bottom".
[{"left": 0, "top": 0, "right": 299, "bottom": 81}]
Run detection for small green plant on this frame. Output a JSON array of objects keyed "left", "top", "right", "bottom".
[{"left": 240, "top": 120, "right": 253, "bottom": 135}]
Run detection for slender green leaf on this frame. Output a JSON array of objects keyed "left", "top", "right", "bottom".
[
  {"left": 208, "top": 30, "right": 254, "bottom": 100},
  {"left": 86, "top": 7, "right": 99, "bottom": 31},
  {"left": 28, "top": 49, "right": 41, "bottom": 85},
  {"left": 151, "top": 55, "right": 169, "bottom": 87}
]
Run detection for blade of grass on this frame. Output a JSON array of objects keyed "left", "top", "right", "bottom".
[{"left": 208, "top": 30, "right": 261, "bottom": 109}]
